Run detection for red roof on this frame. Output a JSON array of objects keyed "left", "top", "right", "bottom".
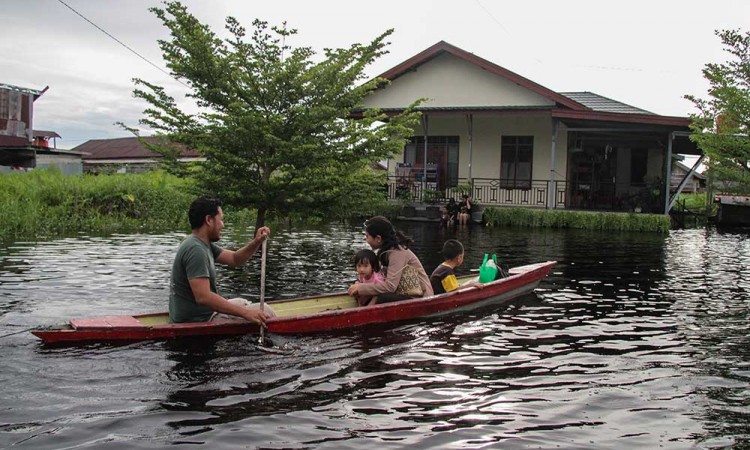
[{"left": 72, "top": 136, "right": 199, "bottom": 160}]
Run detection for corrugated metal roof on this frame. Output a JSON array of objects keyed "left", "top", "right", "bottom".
[
  {"left": 33, "top": 130, "right": 61, "bottom": 138},
  {"left": 416, "top": 105, "right": 551, "bottom": 111},
  {"left": 0, "top": 83, "right": 45, "bottom": 96},
  {"left": 365, "top": 105, "right": 553, "bottom": 113},
  {"left": 559, "top": 92, "right": 654, "bottom": 115},
  {"left": 72, "top": 136, "right": 199, "bottom": 160}
]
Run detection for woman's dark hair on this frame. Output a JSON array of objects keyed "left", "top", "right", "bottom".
[
  {"left": 442, "top": 239, "right": 464, "bottom": 259},
  {"left": 364, "top": 216, "right": 414, "bottom": 266},
  {"left": 188, "top": 197, "right": 222, "bottom": 230},
  {"left": 353, "top": 249, "right": 380, "bottom": 272}
]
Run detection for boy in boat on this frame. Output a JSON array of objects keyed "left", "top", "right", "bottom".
[
  {"left": 353, "top": 249, "right": 384, "bottom": 306},
  {"left": 430, "top": 239, "right": 484, "bottom": 295},
  {"left": 169, "top": 197, "right": 276, "bottom": 325}
]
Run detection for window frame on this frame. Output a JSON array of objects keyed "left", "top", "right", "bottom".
[{"left": 500, "top": 135, "right": 534, "bottom": 190}]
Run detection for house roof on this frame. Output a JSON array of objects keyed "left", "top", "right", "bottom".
[
  {"left": 72, "top": 136, "right": 199, "bottom": 160},
  {"left": 376, "top": 41, "right": 587, "bottom": 111},
  {"left": 33, "top": 130, "right": 61, "bottom": 138},
  {"left": 367, "top": 41, "right": 693, "bottom": 130},
  {"left": 0, "top": 82, "right": 48, "bottom": 100},
  {"left": 674, "top": 160, "right": 706, "bottom": 179},
  {"left": 559, "top": 92, "right": 654, "bottom": 115}
]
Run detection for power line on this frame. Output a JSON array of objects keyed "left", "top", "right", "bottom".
[
  {"left": 56, "top": 0, "right": 190, "bottom": 88},
  {"left": 473, "top": 0, "right": 511, "bottom": 37},
  {"left": 472, "top": 0, "right": 543, "bottom": 65}
]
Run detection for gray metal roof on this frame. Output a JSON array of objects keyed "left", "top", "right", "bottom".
[
  {"left": 0, "top": 82, "right": 44, "bottom": 96},
  {"left": 559, "top": 91, "right": 654, "bottom": 115}
]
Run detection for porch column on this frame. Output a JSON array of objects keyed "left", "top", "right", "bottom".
[
  {"left": 547, "top": 119, "right": 559, "bottom": 209},
  {"left": 421, "top": 115, "right": 429, "bottom": 195},
  {"left": 663, "top": 131, "right": 674, "bottom": 214},
  {"left": 466, "top": 114, "right": 474, "bottom": 181}
]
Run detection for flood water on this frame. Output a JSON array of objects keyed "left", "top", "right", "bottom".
[{"left": 0, "top": 222, "right": 748, "bottom": 449}]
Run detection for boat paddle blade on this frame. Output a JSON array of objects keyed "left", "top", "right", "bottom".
[{"left": 254, "top": 334, "right": 288, "bottom": 354}]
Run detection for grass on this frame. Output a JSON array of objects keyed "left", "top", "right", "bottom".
[
  {"left": 0, "top": 169, "right": 198, "bottom": 239},
  {"left": 482, "top": 207, "right": 672, "bottom": 233},
  {"left": 674, "top": 192, "right": 716, "bottom": 216}
]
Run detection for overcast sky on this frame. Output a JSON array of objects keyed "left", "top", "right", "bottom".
[{"left": 2, "top": 0, "right": 748, "bottom": 149}]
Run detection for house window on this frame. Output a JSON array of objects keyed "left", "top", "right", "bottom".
[
  {"left": 404, "top": 136, "right": 459, "bottom": 188},
  {"left": 631, "top": 148, "right": 648, "bottom": 184},
  {"left": 500, "top": 136, "right": 533, "bottom": 189}
]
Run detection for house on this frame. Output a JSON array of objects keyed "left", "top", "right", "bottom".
[
  {"left": 670, "top": 160, "right": 705, "bottom": 193},
  {"left": 73, "top": 136, "right": 203, "bottom": 173},
  {"left": 0, "top": 82, "right": 47, "bottom": 168},
  {"left": 360, "top": 42, "right": 701, "bottom": 214}
]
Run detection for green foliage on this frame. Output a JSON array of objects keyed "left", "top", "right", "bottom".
[
  {"left": 0, "top": 170, "right": 197, "bottom": 239},
  {"left": 422, "top": 189, "right": 442, "bottom": 204},
  {"left": 675, "top": 192, "right": 717, "bottom": 215},
  {"left": 130, "top": 1, "right": 423, "bottom": 227},
  {"left": 483, "top": 207, "right": 671, "bottom": 233},
  {"left": 685, "top": 29, "right": 750, "bottom": 194}
]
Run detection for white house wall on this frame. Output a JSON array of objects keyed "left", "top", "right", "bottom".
[
  {"left": 364, "top": 53, "right": 555, "bottom": 109},
  {"left": 390, "top": 115, "right": 568, "bottom": 182}
]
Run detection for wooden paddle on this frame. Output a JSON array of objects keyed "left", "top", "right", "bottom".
[{"left": 258, "top": 237, "right": 267, "bottom": 346}]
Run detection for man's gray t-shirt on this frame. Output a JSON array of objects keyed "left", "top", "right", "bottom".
[{"left": 169, "top": 235, "right": 223, "bottom": 323}]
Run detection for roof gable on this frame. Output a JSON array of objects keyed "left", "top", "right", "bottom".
[{"left": 368, "top": 41, "right": 586, "bottom": 111}]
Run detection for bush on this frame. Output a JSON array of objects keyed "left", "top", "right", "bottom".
[
  {"left": 483, "top": 207, "right": 671, "bottom": 233},
  {"left": 0, "top": 170, "right": 198, "bottom": 239},
  {"left": 675, "top": 192, "right": 716, "bottom": 215}
]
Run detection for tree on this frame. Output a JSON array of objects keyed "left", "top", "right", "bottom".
[
  {"left": 685, "top": 29, "right": 750, "bottom": 194},
  {"left": 132, "top": 1, "right": 422, "bottom": 227}
]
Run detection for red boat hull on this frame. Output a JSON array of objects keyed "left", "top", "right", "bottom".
[{"left": 32, "top": 261, "right": 555, "bottom": 344}]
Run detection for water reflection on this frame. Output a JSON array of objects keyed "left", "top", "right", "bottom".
[{"left": 0, "top": 225, "right": 748, "bottom": 448}]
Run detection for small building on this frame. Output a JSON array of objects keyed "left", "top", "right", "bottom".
[
  {"left": 73, "top": 136, "right": 203, "bottom": 173},
  {"left": 670, "top": 160, "right": 705, "bottom": 193},
  {"left": 0, "top": 82, "right": 48, "bottom": 168}
]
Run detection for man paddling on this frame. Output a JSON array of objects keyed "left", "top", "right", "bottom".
[{"left": 169, "top": 197, "right": 275, "bottom": 325}]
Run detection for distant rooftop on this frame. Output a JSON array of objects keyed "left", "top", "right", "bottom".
[
  {"left": 72, "top": 136, "right": 199, "bottom": 160},
  {"left": 560, "top": 91, "right": 654, "bottom": 115},
  {"left": 0, "top": 82, "right": 47, "bottom": 98}
]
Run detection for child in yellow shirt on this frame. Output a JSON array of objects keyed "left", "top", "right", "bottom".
[{"left": 429, "top": 239, "right": 484, "bottom": 294}]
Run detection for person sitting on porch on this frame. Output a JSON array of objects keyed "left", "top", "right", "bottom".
[
  {"left": 458, "top": 194, "right": 472, "bottom": 225},
  {"left": 441, "top": 197, "right": 459, "bottom": 227},
  {"left": 347, "top": 216, "right": 433, "bottom": 305}
]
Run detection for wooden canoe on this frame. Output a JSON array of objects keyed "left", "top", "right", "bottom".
[{"left": 32, "top": 261, "right": 556, "bottom": 344}]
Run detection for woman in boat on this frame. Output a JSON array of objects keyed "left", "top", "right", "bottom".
[{"left": 347, "top": 216, "right": 433, "bottom": 304}]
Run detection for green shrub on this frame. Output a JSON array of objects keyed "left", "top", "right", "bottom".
[
  {"left": 0, "top": 170, "right": 198, "bottom": 239},
  {"left": 483, "top": 207, "right": 671, "bottom": 233},
  {"left": 675, "top": 192, "right": 716, "bottom": 215}
]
